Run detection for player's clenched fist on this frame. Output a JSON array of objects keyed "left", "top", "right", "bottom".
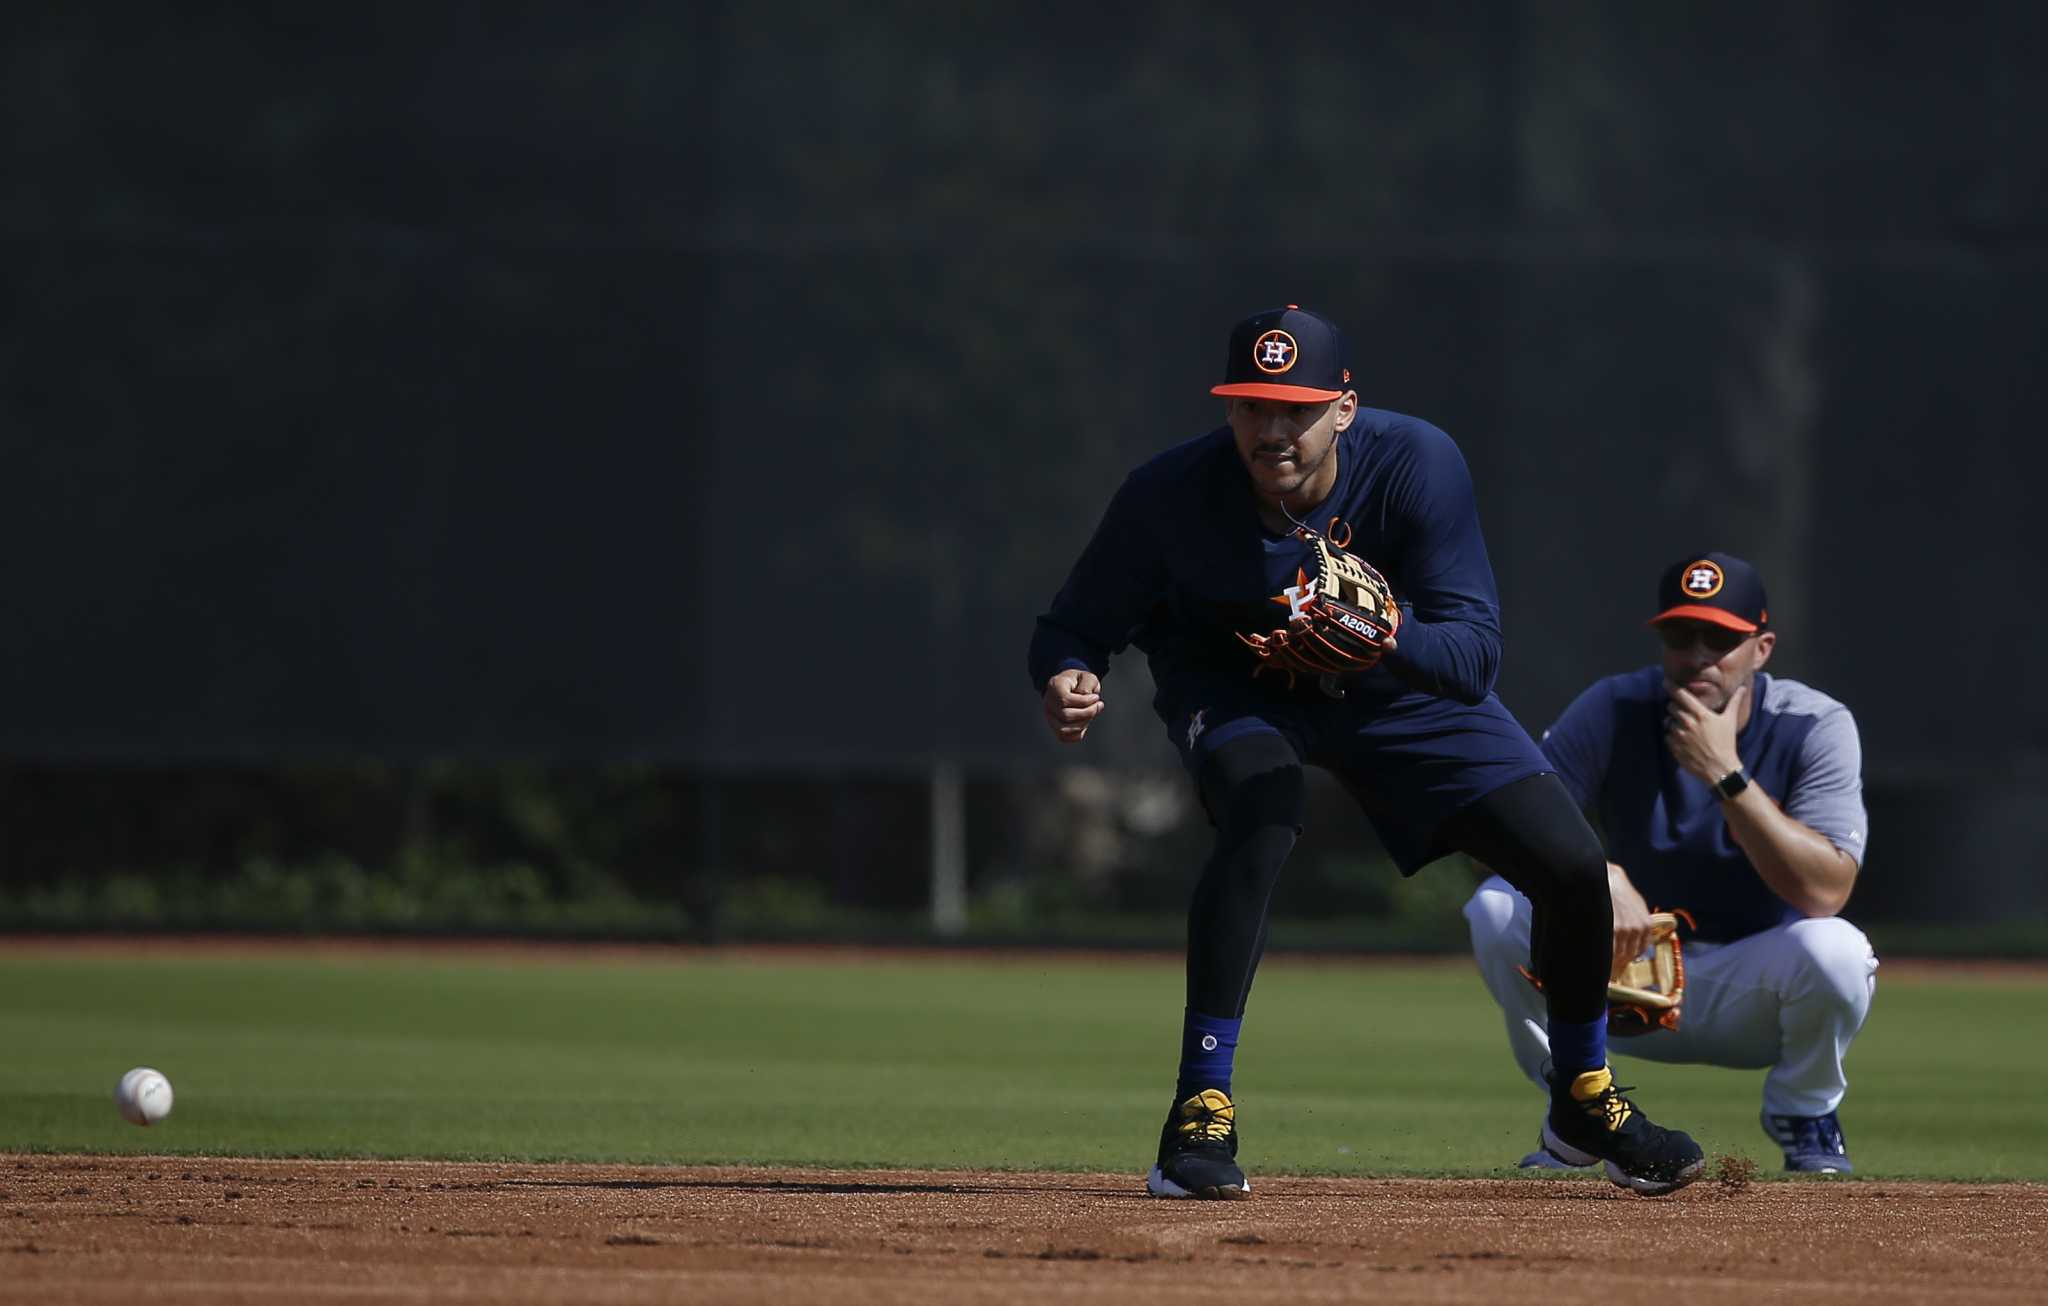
[{"left": 1043, "top": 668, "right": 1105, "bottom": 743}]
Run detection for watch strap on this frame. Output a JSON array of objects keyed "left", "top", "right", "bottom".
[{"left": 1714, "top": 766, "right": 1749, "bottom": 799}]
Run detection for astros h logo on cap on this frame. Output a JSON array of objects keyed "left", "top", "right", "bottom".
[
  {"left": 1253, "top": 330, "right": 1298, "bottom": 374},
  {"left": 1212, "top": 305, "right": 1353, "bottom": 403},
  {"left": 1681, "top": 560, "right": 1725, "bottom": 599}
]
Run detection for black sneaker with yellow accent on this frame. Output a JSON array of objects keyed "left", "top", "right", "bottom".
[
  {"left": 1541, "top": 1066, "right": 1704, "bottom": 1196},
  {"left": 1145, "top": 1088, "right": 1251, "bottom": 1200}
]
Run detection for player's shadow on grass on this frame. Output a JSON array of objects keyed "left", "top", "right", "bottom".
[{"left": 504, "top": 1177, "right": 1132, "bottom": 1197}]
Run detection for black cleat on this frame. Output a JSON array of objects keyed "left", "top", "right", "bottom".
[
  {"left": 1145, "top": 1088, "right": 1252, "bottom": 1199},
  {"left": 1541, "top": 1067, "right": 1705, "bottom": 1196}
]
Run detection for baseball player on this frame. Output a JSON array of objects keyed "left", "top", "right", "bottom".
[
  {"left": 1029, "top": 306, "right": 1703, "bottom": 1199},
  {"left": 1464, "top": 552, "right": 1875, "bottom": 1173}
]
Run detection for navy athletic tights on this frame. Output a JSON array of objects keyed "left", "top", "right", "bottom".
[{"left": 1186, "top": 733, "right": 1609, "bottom": 1025}]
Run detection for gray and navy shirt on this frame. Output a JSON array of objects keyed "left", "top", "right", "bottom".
[{"left": 1539, "top": 667, "right": 1867, "bottom": 942}]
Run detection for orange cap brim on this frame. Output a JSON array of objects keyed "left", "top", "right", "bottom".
[
  {"left": 1211, "top": 382, "right": 1345, "bottom": 402},
  {"left": 1648, "top": 605, "right": 1759, "bottom": 633}
]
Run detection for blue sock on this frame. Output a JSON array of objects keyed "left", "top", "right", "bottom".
[
  {"left": 1548, "top": 1017, "right": 1607, "bottom": 1083},
  {"left": 1174, "top": 1008, "right": 1241, "bottom": 1101}
]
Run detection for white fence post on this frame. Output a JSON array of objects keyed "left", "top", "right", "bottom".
[{"left": 929, "top": 760, "right": 968, "bottom": 936}]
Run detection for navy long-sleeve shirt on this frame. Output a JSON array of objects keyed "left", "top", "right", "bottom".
[{"left": 1029, "top": 409, "right": 1506, "bottom": 710}]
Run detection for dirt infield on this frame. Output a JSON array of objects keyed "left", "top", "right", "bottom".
[{"left": 3, "top": 1156, "right": 2039, "bottom": 1305}]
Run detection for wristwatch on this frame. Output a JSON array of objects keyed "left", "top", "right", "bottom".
[{"left": 1714, "top": 766, "right": 1750, "bottom": 800}]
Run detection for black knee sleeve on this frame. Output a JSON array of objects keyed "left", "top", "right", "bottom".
[
  {"left": 1197, "top": 731, "right": 1307, "bottom": 835},
  {"left": 1186, "top": 733, "right": 1304, "bottom": 1017},
  {"left": 1439, "top": 772, "right": 1611, "bottom": 1025}
]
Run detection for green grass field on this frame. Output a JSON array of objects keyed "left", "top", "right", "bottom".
[{"left": 1, "top": 948, "right": 2040, "bottom": 1181}]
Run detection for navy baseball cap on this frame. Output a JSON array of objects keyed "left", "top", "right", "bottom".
[
  {"left": 1650, "top": 552, "right": 1770, "bottom": 633},
  {"left": 1210, "top": 305, "right": 1353, "bottom": 403}
]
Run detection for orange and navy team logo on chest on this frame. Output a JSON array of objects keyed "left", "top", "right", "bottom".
[
  {"left": 1252, "top": 329, "right": 1298, "bottom": 374},
  {"left": 1682, "top": 560, "right": 1725, "bottom": 598}
]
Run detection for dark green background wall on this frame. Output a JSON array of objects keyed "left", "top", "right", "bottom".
[{"left": 4, "top": 5, "right": 2043, "bottom": 919}]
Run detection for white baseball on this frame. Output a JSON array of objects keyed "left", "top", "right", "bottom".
[{"left": 115, "top": 1067, "right": 174, "bottom": 1127}]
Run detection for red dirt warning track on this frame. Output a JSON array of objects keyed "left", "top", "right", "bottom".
[{"left": 2, "top": 1155, "right": 2039, "bottom": 1305}]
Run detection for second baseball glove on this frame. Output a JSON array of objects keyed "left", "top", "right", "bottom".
[
  {"left": 1605, "top": 909, "right": 1694, "bottom": 1036},
  {"left": 1237, "top": 526, "right": 1401, "bottom": 681}
]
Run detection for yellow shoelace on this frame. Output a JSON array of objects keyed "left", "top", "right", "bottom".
[
  {"left": 1569, "top": 1068, "right": 1637, "bottom": 1132},
  {"left": 1176, "top": 1089, "right": 1236, "bottom": 1143}
]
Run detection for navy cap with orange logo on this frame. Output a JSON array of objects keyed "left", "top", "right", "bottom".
[
  {"left": 1650, "top": 552, "right": 1770, "bottom": 633},
  {"left": 1210, "top": 305, "right": 1354, "bottom": 403}
]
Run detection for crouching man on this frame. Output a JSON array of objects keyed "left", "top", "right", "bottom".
[{"left": 1466, "top": 552, "right": 1877, "bottom": 1173}]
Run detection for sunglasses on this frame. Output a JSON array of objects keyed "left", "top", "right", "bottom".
[{"left": 1656, "top": 623, "right": 1755, "bottom": 655}]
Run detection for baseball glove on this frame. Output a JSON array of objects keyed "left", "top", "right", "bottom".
[
  {"left": 1237, "top": 525, "right": 1401, "bottom": 683},
  {"left": 1604, "top": 909, "right": 1695, "bottom": 1036},
  {"left": 1516, "top": 908, "right": 1695, "bottom": 1035}
]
